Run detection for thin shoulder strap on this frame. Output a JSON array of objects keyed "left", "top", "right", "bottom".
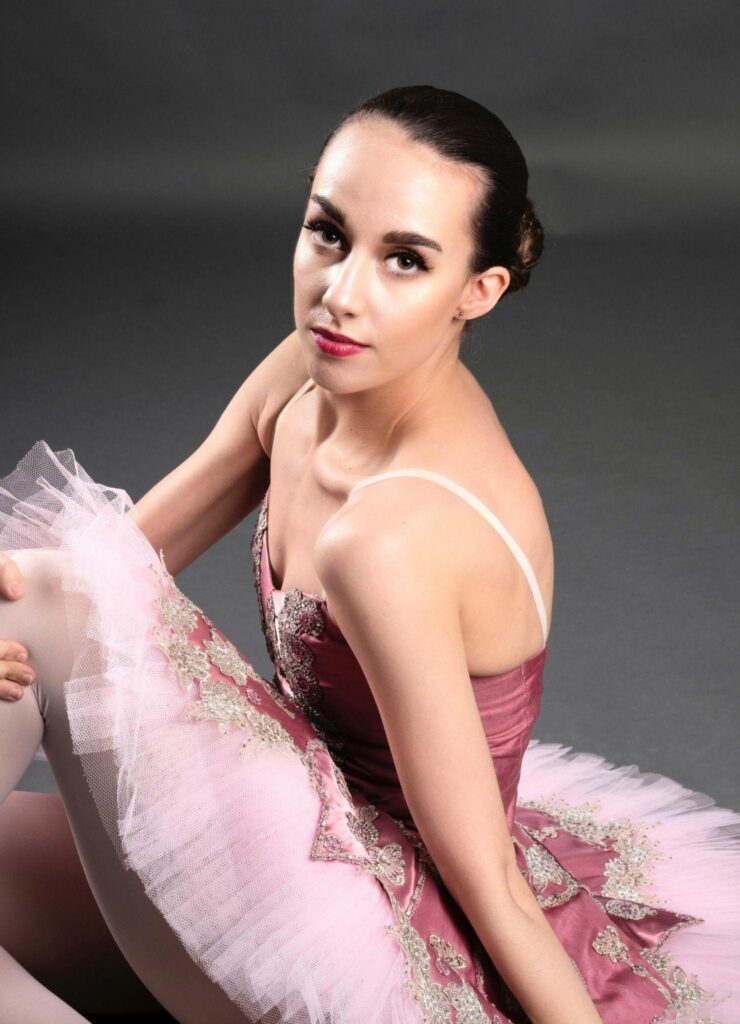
[
  {"left": 348, "top": 468, "right": 549, "bottom": 644},
  {"left": 273, "top": 378, "right": 317, "bottom": 440}
]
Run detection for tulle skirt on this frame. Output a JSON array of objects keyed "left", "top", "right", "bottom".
[{"left": 2, "top": 440, "right": 739, "bottom": 1024}]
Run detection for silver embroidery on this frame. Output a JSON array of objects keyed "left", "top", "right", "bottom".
[
  {"left": 592, "top": 923, "right": 660, "bottom": 985},
  {"left": 394, "top": 817, "right": 442, "bottom": 918},
  {"left": 347, "top": 804, "right": 406, "bottom": 888},
  {"left": 150, "top": 584, "right": 210, "bottom": 694},
  {"left": 520, "top": 823, "right": 559, "bottom": 842},
  {"left": 642, "top": 950, "right": 716, "bottom": 1014},
  {"left": 383, "top": 891, "right": 494, "bottom": 1023},
  {"left": 472, "top": 951, "right": 493, "bottom": 1004},
  {"left": 518, "top": 792, "right": 668, "bottom": 905},
  {"left": 642, "top": 920, "right": 725, "bottom": 1024},
  {"left": 519, "top": 796, "right": 720, "bottom": 1017},
  {"left": 605, "top": 898, "right": 658, "bottom": 921},
  {"left": 520, "top": 842, "right": 581, "bottom": 909},
  {"left": 430, "top": 934, "right": 468, "bottom": 976},
  {"left": 203, "top": 630, "right": 259, "bottom": 689},
  {"left": 251, "top": 494, "right": 347, "bottom": 759},
  {"left": 593, "top": 915, "right": 723, "bottom": 1021}
]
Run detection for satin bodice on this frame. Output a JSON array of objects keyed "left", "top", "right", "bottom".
[{"left": 251, "top": 485, "right": 548, "bottom": 833}]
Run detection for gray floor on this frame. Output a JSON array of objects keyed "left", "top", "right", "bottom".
[{"left": 2, "top": 214, "right": 738, "bottom": 811}]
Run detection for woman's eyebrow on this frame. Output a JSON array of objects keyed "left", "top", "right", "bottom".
[{"left": 309, "top": 193, "right": 443, "bottom": 253}]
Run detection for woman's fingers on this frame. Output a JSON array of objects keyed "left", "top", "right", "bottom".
[
  {"left": 0, "top": 553, "right": 24, "bottom": 600},
  {"left": 0, "top": 639, "right": 35, "bottom": 700}
]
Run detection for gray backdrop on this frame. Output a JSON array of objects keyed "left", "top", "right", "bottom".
[{"left": 1, "top": 1, "right": 738, "bottom": 809}]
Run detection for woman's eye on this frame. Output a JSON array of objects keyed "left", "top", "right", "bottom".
[
  {"left": 301, "top": 219, "right": 429, "bottom": 275},
  {"left": 302, "top": 219, "right": 343, "bottom": 247},
  {"left": 389, "top": 252, "right": 428, "bottom": 275}
]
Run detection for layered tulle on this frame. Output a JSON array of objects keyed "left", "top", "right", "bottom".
[
  {"left": 0, "top": 441, "right": 424, "bottom": 1023},
  {"left": 1, "top": 440, "right": 739, "bottom": 1024},
  {"left": 517, "top": 741, "right": 740, "bottom": 1022}
]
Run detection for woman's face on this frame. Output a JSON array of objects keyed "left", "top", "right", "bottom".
[{"left": 293, "top": 117, "right": 508, "bottom": 391}]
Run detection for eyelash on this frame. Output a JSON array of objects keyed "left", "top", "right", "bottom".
[{"left": 301, "top": 218, "right": 430, "bottom": 274}]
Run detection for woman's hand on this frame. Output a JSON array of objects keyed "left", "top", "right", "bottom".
[{"left": 0, "top": 552, "right": 35, "bottom": 701}]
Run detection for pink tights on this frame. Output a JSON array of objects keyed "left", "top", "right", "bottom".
[{"left": 0, "top": 549, "right": 262, "bottom": 1023}]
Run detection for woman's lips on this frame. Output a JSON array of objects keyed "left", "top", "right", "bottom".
[{"left": 310, "top": 328, "right": 369, "bottom": 357}]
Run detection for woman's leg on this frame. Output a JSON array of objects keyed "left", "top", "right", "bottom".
[
  {"left": 0, "top": 648, "right": 93, "bottom": 1023},
  {"left": 0, "top": 945, "right": 92, "bottom": 1024},
  {"left": 0, "top": 790, "right": 167, "bottom": 1016},
  {"left": 0, "top": 549, "right": 256, "bottom": 1024}
]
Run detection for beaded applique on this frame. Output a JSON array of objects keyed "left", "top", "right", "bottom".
[
  {"left": 383, "top": 894, "right": 510, "bottom": 1024},
  {"left": 643, "top": 933, "right": 724, "bottom": 1023},
  {"left": 518, "top": 840, "right": 581, "bottom": 909},
  {"left": 592, "top": 923, "right": 722, "bottom": 1022},
  {"left": 148, "top": 549, "right": 296, "bottom": 726},
  {"left": 517, "top": 792, "right": 668, "bottom": 905},
  {"left": 514, "top": 796, "right": 721, "bottom": 1022},
  {"left": 250, "top": 494, "right": 347, "bottom": 761},
  {"left": 347, "top": 803, "right": 406, "bottom": 888},
  {"left": 512, "top": 793, "right": 724, "bottom": 1021}
]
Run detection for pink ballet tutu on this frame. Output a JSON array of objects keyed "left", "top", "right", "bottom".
[{"left": 1, "top": 440, "right": 738, "bottom": 1024}]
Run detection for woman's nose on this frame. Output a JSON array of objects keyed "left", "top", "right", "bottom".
[{"left": 322, "top": 252, "right": 368, "bottom": 320}]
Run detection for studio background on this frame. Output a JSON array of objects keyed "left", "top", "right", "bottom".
[{"left": 1, "top": 1, "right": 738, "bottom": 808}]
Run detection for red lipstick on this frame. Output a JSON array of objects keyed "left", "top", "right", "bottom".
[{"left": 311, "top": 327, "right": 369, "bottom": 358}]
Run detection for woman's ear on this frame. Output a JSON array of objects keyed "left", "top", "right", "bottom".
[{"left": 458, "top": 265, "right": 511, "bottom": 321}]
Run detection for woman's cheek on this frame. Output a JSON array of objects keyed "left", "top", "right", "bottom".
[{"left": 293, "top": 242, "right": 316, "bottom": 283}]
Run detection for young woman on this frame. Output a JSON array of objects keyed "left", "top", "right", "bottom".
[{"left": 0, "top": 85, "right": 738, "bottom": 1024}]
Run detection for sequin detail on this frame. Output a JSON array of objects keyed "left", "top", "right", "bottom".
[
  {"left": 591, "top": 924, "right": 723, "bottom": 1022},
  {"left": 273, "top": 588, "right": 346, "bottom": 756},
  {"left": 520, "top": 841, "right": 581, "bottom": 909},
  {"left": 251, "top": 494, "right": 347, "bottom": 761},
  {"left": 514, "top": 799, "right": 720, "bottom": 1018},
  {"left": 149, "top": 550, "right": 296, "bottom": 726},
  {"left": 605, "top": 899, "right": 659, "bottom": 921},
  {"left": 518, "top": 792, "right": 668, "bottom": 905},
  {"left": 384, "top": 898, "right": 507, "bottom": 1023},
  {"left": 347, "top": 804, "right": 406, "bottom": 888},
  {"left": 644, "top": 921, "right": 727, "bottom": 1024}
]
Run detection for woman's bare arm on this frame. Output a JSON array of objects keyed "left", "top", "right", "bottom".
[
  {"left": 129, "top": 329, "right": 306, "bottom": 576},
  {"left": 0, "top": 330, "right": 307, "bottom": 702},
  {"left": 315, "top": 484, "right": 602, "bottom": 1024}
]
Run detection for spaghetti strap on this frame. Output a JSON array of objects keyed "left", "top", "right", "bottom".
[
  {"left": 272, "top": 378, "right": 317, "bottom": 441},
  {"left": 349, "top": 468, "right": 549, "bottom": 644}
]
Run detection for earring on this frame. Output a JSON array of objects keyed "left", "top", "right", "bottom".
[{"left": 456, "top": 309, "right": 465, "bottom": 319}]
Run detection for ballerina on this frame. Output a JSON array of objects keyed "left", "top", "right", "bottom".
[{"left": 0, "top": 84, "right": 738, "bottom": 1024}]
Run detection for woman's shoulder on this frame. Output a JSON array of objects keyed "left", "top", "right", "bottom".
[
  {"left": 251, "top": 331, "right": 313, "bottom": 458},
  {"left": 315, "top": 381, "right": 552, "bottom": 666},
  {"left": 320, "top": 410, "right": 548, "bottom": 569}
]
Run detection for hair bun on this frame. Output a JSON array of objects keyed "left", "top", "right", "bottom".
[{"left": 508, "top": 197, "right": 545, "bottom": 294}]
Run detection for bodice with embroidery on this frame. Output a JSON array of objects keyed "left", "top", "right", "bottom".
[{"left": 250, "top": 482, "right": 548, "bottom": 833}]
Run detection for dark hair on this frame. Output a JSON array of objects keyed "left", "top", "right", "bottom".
[{"left": 306, "top": 85, "right": 545, "bottom": 332}]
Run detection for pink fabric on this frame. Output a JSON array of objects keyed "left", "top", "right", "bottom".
[
  {"left": 258, "top": 484, "right": 740, "bottom": 1023},
  {"left": 1, "top": 442, "right": 738, "bottom": 1024}
]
